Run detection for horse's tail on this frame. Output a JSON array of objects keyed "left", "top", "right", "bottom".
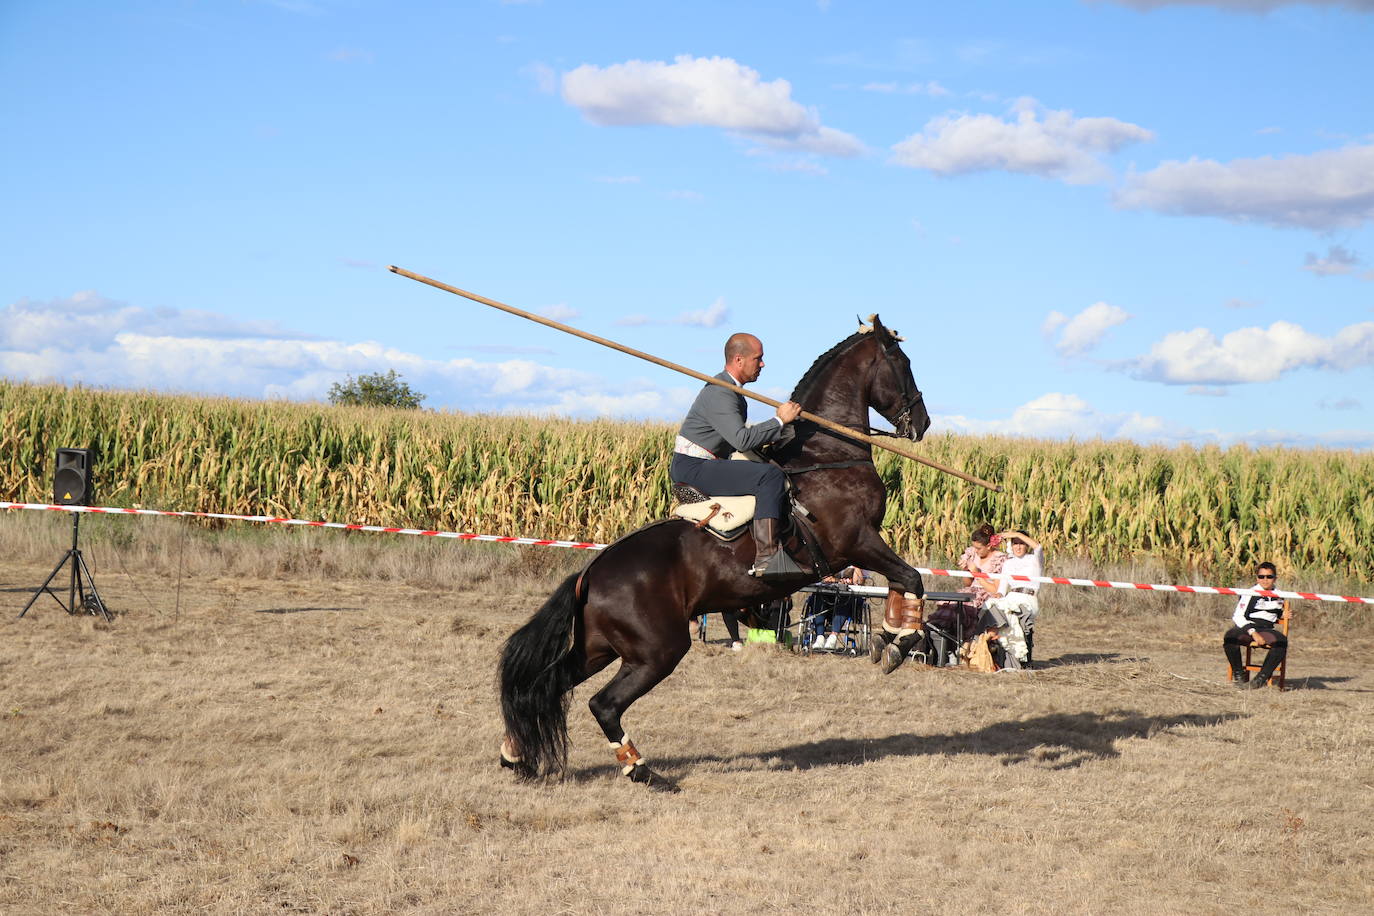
[{"left": 498, "top": 572, "right": 584, "bottom": 779}]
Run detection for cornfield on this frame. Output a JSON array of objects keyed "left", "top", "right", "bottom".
[{"left": 2, "top": 380, "right": 1369, "bottom": 577}]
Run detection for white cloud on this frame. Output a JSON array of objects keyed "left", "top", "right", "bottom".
[
  {"left": 616, "top": 297, "right": 730, "bottom": 328},
  {"left": 561, "top": 55, "right": 864, "bottom": 157},
  {"left": 538, "top": 303, "right": 580, "bottom": 321},
  {"left": 1043, "top": 302, "right": 1132, "bottom": 356},
  {"left": 1041, "top": 311, "right": 1068, "bottom": 336},
  {"left": 937, "top": 391, "right": 1374, "bottom": 449},
  {"left": 522, "top": 61, "right": 557, "bottom": 94},
  {"left": 0, "top": 291, "right": 315, "bottom": 352},
  {"left": 890, "top": 97, "right": 1154, "bottom": 185},
  {"left": 1223, "top": 297, "right": 1258, "bottom": 309},
  {"left": 860, "top": 80, "right": 950, "bottom": 97},
  {"left": 0, "top": 293, "right": 688, "bottom": 419},
  {"left": 937, "top": 392, "right": 1195, "bottom": 442},
  {"left": 1115, "top": 143, "right": 1374, "bottom": 230},
  {"left": 675, "top": 297, "right": 729, "bottom": 328},
  {"left": 1127, "top": 320, "right": 1374, "bottom": 384},
  {"left": 456, "top": 344, "right": 554, "bottom": 355},
  {"left": 1096, "top": 1, "right": 1374, "bottom": 12},
  {"left": 1302, "top": 244, "right": 1364, "bottom": 277}
]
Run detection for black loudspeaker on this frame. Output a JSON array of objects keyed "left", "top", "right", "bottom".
[{"left": 53, "top": 448, "right": 95, "bottom": 506}]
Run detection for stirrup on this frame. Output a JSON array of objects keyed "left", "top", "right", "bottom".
[{"left": 749, "top": 549, "right": 808, "bottom": 579}]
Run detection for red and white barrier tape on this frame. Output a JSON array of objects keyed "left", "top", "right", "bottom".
[
  {"left": 3, "top": 501, "right": 1370, "bottom": 605},
  {"left": 0, "top": 501, "right": 604, "bottom": 551}
]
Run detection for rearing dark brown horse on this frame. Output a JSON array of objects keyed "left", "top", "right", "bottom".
[{"left": 498, "top": 316, "right": 932, "bottom": 791}]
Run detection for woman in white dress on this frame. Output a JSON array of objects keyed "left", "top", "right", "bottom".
[{"left": 983, "top": 529, "right": 1044, "bottom": 668}]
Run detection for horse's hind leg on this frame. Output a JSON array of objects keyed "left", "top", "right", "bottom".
[{"left": 587, "top": 642, "right": 689, "bottom": 793}]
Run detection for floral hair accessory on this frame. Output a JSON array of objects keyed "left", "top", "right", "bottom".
[{"left": 989, "top": 534, "right": 1002, "bottom": 547}]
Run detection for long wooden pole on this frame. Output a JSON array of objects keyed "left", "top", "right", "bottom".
[{"left": 387, "top": 265, "right": 1000, "bottom": 492}]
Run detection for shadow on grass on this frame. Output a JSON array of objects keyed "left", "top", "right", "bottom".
[
  {"left": 1290, "top": 674, "right": 1366, "bottom": 691},
  {"left": 567, "top": 708, "right": 1246, "bottom": 781},
  {"left": 253, "top": 606, "right": 363, "bottom": 614},
  {"left": 1035, "top": 652, "right": 1129, "bottom": 667}
]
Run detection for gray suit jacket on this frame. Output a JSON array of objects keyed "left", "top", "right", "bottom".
[{"left": 677, "top": 371, "right": 785, "bottom": 458}]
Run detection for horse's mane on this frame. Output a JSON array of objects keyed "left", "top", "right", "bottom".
[{"left": 788, "top": 323, "right": 892, "bottom": 403}]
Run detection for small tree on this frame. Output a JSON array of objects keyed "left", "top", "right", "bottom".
[{"left": 327, "top": 369, "right": 426, "bottom": 409}]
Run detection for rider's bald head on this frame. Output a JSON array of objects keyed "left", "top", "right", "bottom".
[
  {"left": 725, "top": 333, "right": 761, "bottom": 362},
  {"left": 723, "top": 333, "right": 765, "bottom": 384}
]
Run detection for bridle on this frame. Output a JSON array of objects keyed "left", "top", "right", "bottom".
[{"left": 869, "top": 335, "right": 926, "bottom": 440}]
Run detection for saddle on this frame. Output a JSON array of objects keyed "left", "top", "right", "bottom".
[
  {"left": 669, "top": 483, "right": 829, "bottom": 578},
  {"left": 670, "top": 483, "right": 754, "bottom": 539}
]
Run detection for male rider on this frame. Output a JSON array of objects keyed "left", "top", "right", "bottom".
[{"left": 670, "top": 333, "right": 802, "bottom": 578}]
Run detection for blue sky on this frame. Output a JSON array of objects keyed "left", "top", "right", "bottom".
[{"left": 3, "top": 0, "right": 1372, "bottom": 449}]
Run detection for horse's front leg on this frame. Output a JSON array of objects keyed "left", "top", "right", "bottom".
[
  {"left": 586, "top": 634, "right": 690, "bottom": 793},
  {"left": 847, "top": 529, "right": 927, "bottom": 673}
]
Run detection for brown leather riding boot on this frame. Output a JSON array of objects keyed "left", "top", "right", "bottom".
[{"left": 748, "top": 517, "right": 780, "bottom": 577}]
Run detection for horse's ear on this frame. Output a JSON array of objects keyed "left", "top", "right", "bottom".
[{"left": 869, "top": 313, "right": 904, "bottom": 343}]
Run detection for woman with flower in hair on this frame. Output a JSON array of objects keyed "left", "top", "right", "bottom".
[
  {"left": 924, "top": 524, "right": 1007, "bottom": 663},
  {"left": 957, "top": 523, "right": 1008, "bottom": 609}
]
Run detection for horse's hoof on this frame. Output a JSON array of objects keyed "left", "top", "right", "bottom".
[
  {"left": 868, "top": 636, "right": 888, "bottom": 664},
  {"left": 628, "top": 765, "right": 681, "bottom": 793},
  {"left": 880, "top": 641, "right": 908, "bottom": 674},
  {"left": 499, "top": 756, "right": 538, "bottom": 780}
]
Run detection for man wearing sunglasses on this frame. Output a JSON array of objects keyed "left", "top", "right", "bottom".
[{"left": 1223, "top": 562, "right": 1289, "bottom": 688}]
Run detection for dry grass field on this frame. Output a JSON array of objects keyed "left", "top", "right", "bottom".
[{"left": 2, "top": 514, "right": 1372, "bottom": 915}]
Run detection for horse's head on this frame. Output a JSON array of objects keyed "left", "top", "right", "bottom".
[{"left": 862, "top": 315, "right": 931, "bottom": 442}]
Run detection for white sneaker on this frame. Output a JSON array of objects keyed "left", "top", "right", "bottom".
[
  {"left": 730, "top": 641, "right": 743, "bottom": 652},
  {"left": 822, "top": 633, "right": 838, "bottom": 650}
]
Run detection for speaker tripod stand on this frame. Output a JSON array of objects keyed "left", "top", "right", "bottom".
[{"left": 18, "top": 512, "right": 111, "bottom": 622}]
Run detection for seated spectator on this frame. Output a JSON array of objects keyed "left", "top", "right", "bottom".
[
  {"left": 982, "top": 529, "right": 1044, "bottom": 669},
  {"left": 1223, "top": 562, "right": 1289, "bottom": 688},
  {"left": 802, "top": 577, "right": 838, "bottom": 649},
  {"left": 924, "top": 524, "right": 1006, "bottom": 665},
  {"left": 807, "top": 566, "right": 866, "bottom": 651},
  {"left": 929, "top": 524, "right": 1006, "bottom": 633}
]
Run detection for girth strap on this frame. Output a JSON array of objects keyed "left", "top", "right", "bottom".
[{"left": 783, "top": 459, "right": 875, "bottom": 475}]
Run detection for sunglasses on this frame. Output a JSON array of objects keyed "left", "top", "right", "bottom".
[{"left": 1257, "top": 574, "right": 1276, "bottom": 580}]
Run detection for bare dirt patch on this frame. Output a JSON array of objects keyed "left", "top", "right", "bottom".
[{"left": 2, "top": 543, "right": 1371, "bottom": 914}]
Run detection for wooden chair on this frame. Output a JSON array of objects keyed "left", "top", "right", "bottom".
[{"left": 1228, "top": 600, "right": 1290, "bottom": 690}]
